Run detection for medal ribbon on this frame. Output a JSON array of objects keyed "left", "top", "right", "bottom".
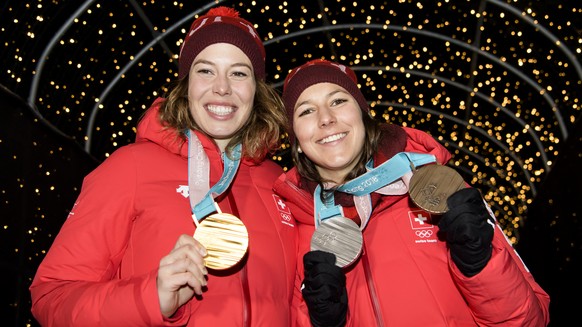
[
  {"left": 314, "top": 152, "right": 436, "bottom": 230},
  {"left": 337, "top": 152, "right": 436, "bottom": 195},
  {"left": 187, "top": 130, "right": 242, "bottom": 226},
  {"left": 313, "top": 184, "right": 346, "bottom": 228}
]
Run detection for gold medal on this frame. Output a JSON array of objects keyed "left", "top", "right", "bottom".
[
  {"left": 193, "top": 212, "right": 249, "bottom": 270},
  {"left": 408, "top": 164, "right": 465, "bottom": 214},
  {"left": 311, "top": 216, "right": 363, "bottom": 268}
]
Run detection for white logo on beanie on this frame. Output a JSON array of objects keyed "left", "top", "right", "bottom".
[
  {"left": 239, "top": 21, "right": 259, "bottom": 40},
  {"left": 180, "top": 18, "right": 208, "bottom": 58},
  {"left": 330, "top": 62, "right": 348, "bottom": 74},
  {"left": 190, "top": 18, "right": 208, "bottom": 37}
]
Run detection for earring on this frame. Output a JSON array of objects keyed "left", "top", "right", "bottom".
[{"left": 297, "top": 146, "right": 303, "bottom": 154}]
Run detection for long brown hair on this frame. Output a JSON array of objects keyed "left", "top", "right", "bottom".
[{"left": 158, "top": 77, "right": 287, "bottom": 163}]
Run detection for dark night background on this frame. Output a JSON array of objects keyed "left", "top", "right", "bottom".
[{"left": 1, "top": 0, "right": 580, "bottom": 326}]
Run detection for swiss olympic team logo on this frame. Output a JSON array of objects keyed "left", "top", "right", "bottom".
[
  {"left": 408, "top": 210, "right": 437, "bottom": 243},
  {"left": 273, "top": 194, "right": 294, "bottom": 227}
]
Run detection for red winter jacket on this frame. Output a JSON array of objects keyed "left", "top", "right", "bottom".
[
  {"left": 30, "top": 98, "right": 297, "bottom": 326},
  {"left": 274, "top": 125, "right": 550, "bottom": 327}
]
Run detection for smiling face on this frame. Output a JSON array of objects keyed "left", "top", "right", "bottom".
[
  {"left": 293, "top": 82, "right": 366, "bottom": 183},
  {"left": 187, "top": 43, "right": 256, "bottom": 151}
]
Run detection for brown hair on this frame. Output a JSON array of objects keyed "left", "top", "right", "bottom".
[{"left": 158, "top": 77, "right": 287, "bottom": 163}]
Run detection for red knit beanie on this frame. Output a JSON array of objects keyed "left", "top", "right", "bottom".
[
  {"left": 282, "top": 59, "right": 369, "bottom": 141},
  {"left": 178, "top": 7, "right": 266, "bottom": 80}
]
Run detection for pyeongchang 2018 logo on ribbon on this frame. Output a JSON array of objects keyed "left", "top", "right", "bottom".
[{"left": 408, "top": 210, "right": 437, "bottom": 244}]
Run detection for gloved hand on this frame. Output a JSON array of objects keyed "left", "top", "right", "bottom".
[
  {"left": 302, "top": 250, "right": 348, "bottom": 327},
  {"left": 438, "top": 188, "right": 495, "bottom": 277}
]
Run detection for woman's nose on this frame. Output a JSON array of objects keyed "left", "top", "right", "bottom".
[
  {"left": 319, "top": 107, "right": 336, "bottom": 127},
  {"left": 213, "top": 75, "right": 231, "bottom": 95}
]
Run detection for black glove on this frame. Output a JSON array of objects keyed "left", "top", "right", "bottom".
[
  {"left": 438, "top": 188, "right": 494, "bottom": 277},
  {"left": 302, "top": 251, "right": 348, "bottom": 327}
]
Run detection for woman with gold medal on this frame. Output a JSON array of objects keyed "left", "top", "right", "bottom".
[
  {"left": 273, "top": 59, "right": 550, "bottom": 326},
  {"left": 30, "top": 7, "right": 297, "bottom": 326}
]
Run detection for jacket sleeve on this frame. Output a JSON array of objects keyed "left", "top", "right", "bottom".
[
  {"left": 449, "top": 221, "right": 550, "bottom": 326},
  {"left": 29, "top": 146, "right": 190, "bottom": 327},
  {"left": 403, "top": 126, "right": 550, "bottom": 325}
]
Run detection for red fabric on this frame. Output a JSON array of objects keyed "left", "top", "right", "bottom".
[
  {"left": 273, "top": 126, "right": 550, "bottom": 327},
  {"left": 30, "top": 98, "right": 297, "bottom": 326},
  {"left": 178, "top": 6, "right": 265, "bottom": 79}
]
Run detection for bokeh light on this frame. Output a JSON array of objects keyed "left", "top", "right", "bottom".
[{"left": 1, "top": 0, "right": 580, "bottom": 325}]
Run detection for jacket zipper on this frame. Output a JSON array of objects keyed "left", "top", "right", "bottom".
[
  {"left": 285, "top": 178, "right": 384, "bottom": 325},
  {"left": 241, "top": 264, "right": 251, "bottom": 327},
  {"left": 284, "top": 179, "right": 314, "bottom": 204},
  {"left": 226, "top": 192, "right": 251, "bottom": 326},
  {"left": 362, "top": 244, "right": 385, "bottom": 326}
]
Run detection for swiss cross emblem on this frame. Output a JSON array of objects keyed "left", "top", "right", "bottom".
[
  {"left": 273, "top": 194, "right": 294, "bottom": 227},
  {"left": 408, "top": 210, "right": 434, "bottom": 230},
  {"left": 273, "top": 194, "right": 290, "bottom": 213}
]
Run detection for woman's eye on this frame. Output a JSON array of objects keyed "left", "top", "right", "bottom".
[
  {"left": 331, "top": 98, "right": 347, "bottom": 106},
  {"left": 232, "top": 71, "right": 249, "bottom": 77},
  {"left": 297, "top": 108, "right": 314, "bottom": 117},
  {"left": 230, "top": 70, "right": 251, "bottom": 79},
  {"left": 196, "top": 68, "right": 213, "bottom": 75}
]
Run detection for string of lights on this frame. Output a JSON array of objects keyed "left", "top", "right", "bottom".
[{"left": 1, "top": 1, "right": 580, "bottom": 325}]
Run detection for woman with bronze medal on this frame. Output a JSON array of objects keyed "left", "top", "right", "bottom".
[
  {"left": 30, "top": 7, "right": 297, "bottom": 326},
  {"left": 273, "top": 59, "right": 550, "bottom": 326}
]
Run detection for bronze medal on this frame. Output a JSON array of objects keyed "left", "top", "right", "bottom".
[
  {"left": 193, "top": 212, "right": 249, "bottom": 270},
  {"left": 311, "top": 216, "right": 363, "bottom": 268},
  {"left": 408, "top": 164, "right": 465, "bottom": 214}
]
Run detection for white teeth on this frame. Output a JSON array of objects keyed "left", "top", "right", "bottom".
[
  {"left": 207, "top": 105, "right": 234, "bottom": 116},
  {"left": 319, "top": 133, "right": 347, "bottom": 144}
]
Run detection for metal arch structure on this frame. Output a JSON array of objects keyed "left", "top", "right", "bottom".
[
  {"left": 26, "top": 1, "right": 580, "bottom": 177},
  {"left": 487, "top": 0, "right": 582, "bottom": 81},
  {"left": 27, "top": 0, "right": 98, "bottom": 114},
  {"left": 267, "top": 24, "right": 570, "bottom": 140},
  {"left": 355, "top": 66, "right": 550, "bottom": 173},
  {"left": 83, "top": 2, "right": 220, "bottom": 153},
  {"left": 28, "top": 0, "right": 582, "bottom": 155},
  {"left": 25, "top": 0, "right": 227, "bottom": 152},
  {"left": 80, "top": 20, "right": 573, "bottom": 156}
]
